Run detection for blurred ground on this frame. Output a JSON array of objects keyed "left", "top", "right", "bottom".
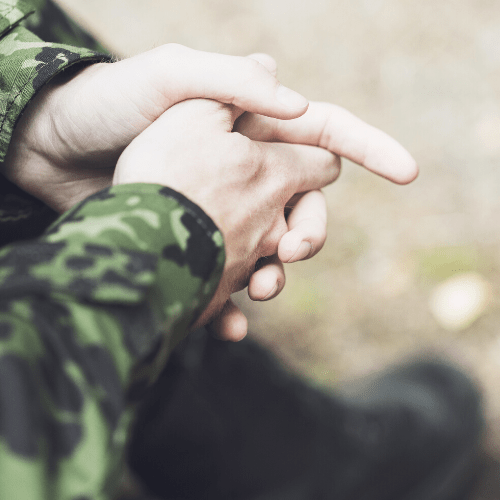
[{"left": 57, "top": 0, "right": 500, "bottom": 495}]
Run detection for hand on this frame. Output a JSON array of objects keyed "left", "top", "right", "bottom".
[
  {"left": 213, "top": 101, "right": 419, "bottom": 340},
  {"left": 113, "top": 98, "right": 341, "bottom": 331},
  {"left": 1, "top": 45, "right": 309, "bottom": 213}
]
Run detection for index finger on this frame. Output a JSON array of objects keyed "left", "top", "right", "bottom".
[{"left": 234, "top": 102, "right": 418, "bottom": 184}]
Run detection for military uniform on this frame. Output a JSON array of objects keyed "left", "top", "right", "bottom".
[{"left": 0, "top": 1, "right": 225, "bottom": 498}]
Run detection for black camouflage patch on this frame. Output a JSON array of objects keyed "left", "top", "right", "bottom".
[
  {"left": 158, "top": 186, "right": 219, "bottom": 236},
  {"left": 65, "top": 256, "right": 95, "bottom": 270},
  {"left": 162, "top": 211, "right": 219, "bottom": 281},
  {"left": 0, "top": 300, "right": 11, "bottom": 313},
  {"left": 0, "top": 321, "right": 12, "bottom": 339},
  {"left": 0, "top": 354, "right": 41, "bottom": 457},
  {"left": 46, "top": 419, "right": 82, "bottom": 472},
  {"left": 0, "top": 241, "right": 66, "bottom": 297},
  {"left": 82, "top": 345, "right": 123, "bottom": 430},
  {"left": 33, "top": 46, "right": 83, "bottom": 90},
  {"left": 162, "top": 244, "right": 183, "bottom": 267},
  {"left": 0, "top": 241, "right": 65, "bottom": 268},
  {"left": 158, "top": 187, "right": 222, "bottom": 280},
  {"left": 66, "top": 277, "right": 98, "bottom": 297},
  {"left": 84, "top": 243, "right": 114, "bottom": 257}
]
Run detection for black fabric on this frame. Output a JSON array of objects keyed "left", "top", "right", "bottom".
[
  {"left": 0, "top": 174, "right": 58, "bottom": 248},
  {"left": 129, "top": 329, "right": 484, "bottom": 500}
]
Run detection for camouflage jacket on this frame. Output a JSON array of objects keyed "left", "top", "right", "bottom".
[{"left": 0, "top": 1, "right": 226, "bottom": 499}]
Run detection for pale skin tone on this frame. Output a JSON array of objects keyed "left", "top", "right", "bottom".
[{"left": 1, "top": 45, "right": 418, "bottom": 341}]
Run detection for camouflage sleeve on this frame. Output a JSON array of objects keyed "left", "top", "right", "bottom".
[
  {"left": 0, "top": 0, "right": 111, "bottom": 162},
  {"left": 0, "top": 183, "right": 225, "bottom": 499}
]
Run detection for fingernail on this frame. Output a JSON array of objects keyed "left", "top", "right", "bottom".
[
  {"left": 275, "top": 85, "right": 309, "bottom": 109},
  {"left": 288, "top": 241, "right": 312, "bottom": 263},
  {"left": 263, "top": 282, "right": 279, "bottom": 301}
]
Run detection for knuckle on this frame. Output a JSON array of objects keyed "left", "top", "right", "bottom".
[{"left": 228, "top": 134, "right": 261, "bottom": 174}]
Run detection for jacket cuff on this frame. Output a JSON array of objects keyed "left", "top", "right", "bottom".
[
  {"left": 0, "top": 24, "right": 112, "bottom": 161},
  {"left": 43, "top": 183, "right": 225, "bottom": 334}
]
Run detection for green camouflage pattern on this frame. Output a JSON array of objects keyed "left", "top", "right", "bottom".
[
  {"left": 0, "top": 0, "right": 33, "bottom": 35},
  {"left": 0, "top": 3, "right": 227, "bottom": 497},
  {"left": 0, "top": 24, "right": 109, "bottom": 162},
  {"left": 0, "top": 0, "right": 111, "bottom": 163},
  {"left": 0, "top": 183, "right": 225, "bottom": 499}
]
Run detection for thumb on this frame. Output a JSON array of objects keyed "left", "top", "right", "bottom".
[
  {"left": 111, "top": 44, "right": 308, "bottom": 121},
  {"left": 230, "top": 52, "right": 280, "bottom": 123}
]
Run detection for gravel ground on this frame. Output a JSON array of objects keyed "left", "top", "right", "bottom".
[{"left": 58, "top": 0, "right": 500, "bottom": 496}]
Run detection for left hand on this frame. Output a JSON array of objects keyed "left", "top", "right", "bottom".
[{"left": 0, "top": 46, "right": 310, "bottom": 213}]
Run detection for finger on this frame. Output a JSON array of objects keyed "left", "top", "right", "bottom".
[
  {"left": 227, "top": 54, "right": 280, "bottom": 124},
  {"left": 235, "top": 101, "right": 418, "bottom": 184},
  {"left": 225, "top": 52, "right": 277, "bottom": 124},
  {"left": 116, "top": 44, "right": 308, "bottom": 121},
  {"left": 279, "top": 190, "right": 327, "bottom": 263},
  {"left": 261, "top": 141, "right": 341, "bottom": 194},
  {"left": 248, "top": 255, "right": 286, "bottom": 301},
  {"left": 226, "top": 53, "right": 280, "bottom": 125},
  {"left": 247, "top": 53, "right": 278, "bottom": 77},
  {"left": 209, "top": 298, "right": 248, "bottom": 342}
]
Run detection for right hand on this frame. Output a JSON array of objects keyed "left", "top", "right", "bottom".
[{"left": 114, "top": 98, "right": 340, "bottom": 329}]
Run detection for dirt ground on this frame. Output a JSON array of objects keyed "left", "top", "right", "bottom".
[{"left": 57, "top": 0, "right": 500, "bottom": 496}]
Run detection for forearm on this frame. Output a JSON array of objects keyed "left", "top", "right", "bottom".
[{"left": 0, "top": 183, "right": 224, "bottom": 498}]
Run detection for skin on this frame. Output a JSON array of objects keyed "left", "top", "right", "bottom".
[
  {"left": 0, "top": 44, "right": 418, "bottom": 341},
  {"left": 221, "top": 100, "right": 419, "bottom": 340},
  {"left": 114, "top": 97, "right": 341, "bottom": 333}
]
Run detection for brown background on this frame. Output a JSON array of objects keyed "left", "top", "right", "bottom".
[{"left": 57, "top": 0, "right": 500, "bottom": 495}]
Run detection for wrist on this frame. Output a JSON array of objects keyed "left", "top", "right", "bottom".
[{"left": 2, "top": 63, "right": 113, "bottom": 213}]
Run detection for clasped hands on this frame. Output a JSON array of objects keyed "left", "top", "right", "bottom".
[{"left": 1, "top": 44, "right": 418, "bottom": 341}]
